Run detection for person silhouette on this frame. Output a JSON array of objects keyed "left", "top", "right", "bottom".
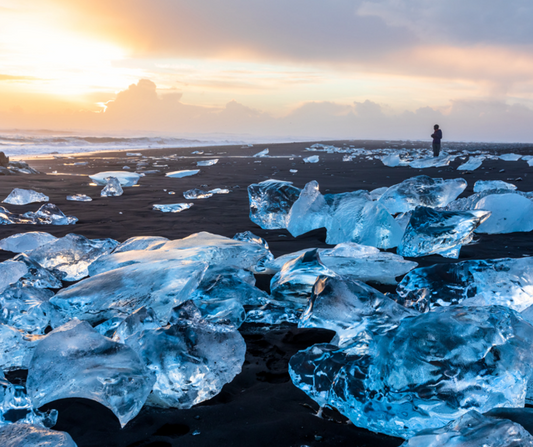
[{"left": 431, "top": 124, "right": 442, "bottom": 157}]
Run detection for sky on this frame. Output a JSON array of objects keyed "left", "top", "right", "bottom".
[{"left": 1, "top": 0, "right": 533, "bottom": 142}]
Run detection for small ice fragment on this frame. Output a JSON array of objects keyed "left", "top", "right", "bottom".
[
  {"left": 209, "top": 188, "right": 230, "bottom": 194},
  {"left": 89, "top": 171, "right": 141, "bottom": 186},
  {"left": 24, "top": 203, "right": 78, "bottom": 225},
  {"left": 66, "top": 194, "right": 92, "bottom": 201},
  {"left": 183, "top": 189, "right": 213, "bottom": 199},
  {"left": 253, "top": 148, "right": 269, "bottom": 157},
  {"left": 153, "top": 203, "right": 193, "bottom": 213},
  {"left": 192, "top": 150, "right": 204, "bottom": 155},
  {"left": 127, "top": 152, "right": 142, "bottom": 156},
  {"left": 100, "top": 176, "right": 123, "bottom": 197},
  {"left": 123, "top": 165, "right": 131, "bottom": 169},
  {"left": 290, "top": 169, "right": 298, "bottom": 173},
  {"left": 165, "top": 169, "right": 200, "bottom": 178},
  {"left": 3, "top": 188, "right": 49, "bottom": 205},
  {"left": 196, "top": 159, "right": 218, "bottom": 166},
  {"left": 0, "top": 232, "right": 57, "bottom": 253},
  {"left": 304, "top": 155, "right": 319, "bottom": 163}
]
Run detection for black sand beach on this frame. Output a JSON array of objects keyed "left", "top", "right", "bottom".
[{"left": 2, "top": 140, "right": 533, "bottom": 447}]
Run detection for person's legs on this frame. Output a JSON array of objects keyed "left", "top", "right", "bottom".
[{"left": 432, "top": 143, "right": 440, "bottom": 157}]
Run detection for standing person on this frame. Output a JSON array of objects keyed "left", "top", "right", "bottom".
[{"left": 431, "top": 124, "right": 442, "bottom": 157}]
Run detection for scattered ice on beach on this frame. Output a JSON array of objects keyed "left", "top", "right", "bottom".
[
  {"left": 51, "top": 260, "right": 207, "bottom": 324},
  {"left": 397, "top": 257, "right": 533, "bottom": 312},
  {"left": 100, "top": 176, "right": 123, "bottom": 197},
  {"left": 165, "top": 169, "right": 200, "bottom": 178},
  {"left": 89, "top": 171, "right": 141, "bottom": 186},
  {"left": 473, "top": 179, "right": 516, "bottom": 193},
  {"left": 196, "top": 159, "right": 218, "bottom": 166},
  {"left": 378, "top": 176, "right": 467, "bottom": 214},
  {"left": 401, "top": 410, "right": 533, "bottom": 447},
  {"left": 27, "top": 320, "right": 155, "bottom": 427},
  {"left": 118, "top": 301, "right": 246, "bottom": 409},
  {"left": 248, "top": 179, "right": 301, "bottom": 229},
  {"left": 397, "top": 206, "right": 490, "bottom": 258},
  {"left": 183, "top": 189, "right": 213, "bottom": 199},
  {"left": 0, "top": 232, "right": 57, "bottom": 253},
  {"left": 153, "top": 203, "right": 193, "bottom": 213},
  {"left": 290, "top": 305, "right": 533, "bottom": 438},
  {"left": 303, "top": 155, "right": 319, "bottom": 163},
  {"left": 26, "top": 233, "right": 119, "bottom": 281},
  {"left": 66, "top": 194, "right": 92, "bottom": 201},
  {"left": 2, "top": 189, "right": 49, "bottom": 205},
  {"left": 457, "top": 156, "right": 484, "bottom": 171},
  {"left": 500, "top": 153, "right": 522, "bottom": 161},
  {"left": 253, "top": 148, "right": 269, "bottom": 157},
  {"left": 268, "top": 243, "right": 417, "bottom": 285},
  {"left": 474, "top": 193, "right": 533, "bottom": 234},
  {"left": 300, "top": 276, "right": 417, "bottom": 346}
]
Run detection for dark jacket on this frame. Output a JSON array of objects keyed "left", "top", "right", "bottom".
[{"left": 431, "top": 129, "right": 442, "bottom": 144}]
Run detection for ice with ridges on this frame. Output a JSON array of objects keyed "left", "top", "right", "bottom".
[
  {"left": 474, "top": 193, "right": 533, "bottom": 234},
  {"left": 117, "top": 301, "right": 246, "bottom": 409},
  {"left": 114, "top": 236, "right": 169, "bottom": 253},
  {"left": 286, "top": 181, "right": 328, "bottom": 237},
  {"left": 474, "top": 180, "right": 516, "bottom": 193},
  {"left": 397, "top": 206, "right": 490, "bottom": 258},
  {"left": 248, "top": 179, "right": 301, "bottom": 229},
  {"left": 0, "top": 424, "right": 77, "bottom": 447},
  {"left": 89, "top": 171, "right": 141, "bottom": 186},
  {"left": 0, "top": 325, "right": 42, "bottom": 371},
  {"left": 0, "top": 261, "right": 28, "bottom": 294},
  {"left": 183, "top": 188, "right": 213, "bottom": 199},
  {"left": 100, "top": 176, "right": 123, "bottom": 197},
  {"left": 89, "top": 231, "right": 272, "bottom": 276},
  {"left": 2, "top": 188, "right": 49, "bottom": 205},
  {"left": 50, "top": 260, "right": 207, "bottom": 324},
  {"left": 290, "top": 305, "right": 533, "bottom": 438},
  {"left": 400, "top": 410, "right": 533, "bottom": 447},
  {"left": 378, "top": 175, "right": 467, "bottom": 214},
  {"left": 300, "top": 276, "right": 417, "bottom": 346},
  {"left": 27, "top": 320, "right": 155, "bottom": 427},
  {"left": 0, "top": 204, "right": 78, "bottom": 225},
  {"left": 26, "top": 233, "right": 118, "bottom": 281},
  {"left": 268, "top": 242, "right": 417, "bottom": 285},
  {"left": 11, "top": 253, "right": 62, "bottom": 289},
  {"left": 397, "top": 257, "right": 533, "bottom": 313},
  {"left": 0, "top": 232, "right": 57, "bottom": 253}
]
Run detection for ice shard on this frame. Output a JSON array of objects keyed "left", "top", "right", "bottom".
[
  {"left": 113, "top": 236, "right": 169, "bottom": 253},
  {"left": 196, "top": 159, "right": 218, "bottom": 166},
  {"left": 0, "top": 424, "right": 77, "bottom": 447},
  {"left": 90, "top": 232, "right": 272, "bottom": 276},
  {"left": 253, "top": 148, "right": 269, "bottom": 157},
  {"left": 270, "top": 250, "right": 336, "bottom": 304},
  {"left": 0, "top": 232, "right": 57, "bottom": 253},
  {"left": 66, "top": 193, "right": 92, "bottom": 201},
  {"left": 286, "top": 180, "right": 329, "bottom": 237},
  {"left": 89, "top": 171, "right": 141, "bottom": 186},
  {"left": 26, "top": 233, "right": 119, "bottom": 281},
  {"left": 401, "top": 410, "right": 533, "bottom": 447},
  {"left": 12, "top": 253, "right": 62, "bottom": 289},
  {"left": 378, "top": 176, "right": 467, "bottom": 214},
  {"left": 165, "top": 169, "right": 199, "bottom": 178},
  {"left": 397, "top": 206, "right": 490, "bottom": 258},
  {"left": 232, "top": 231, "right": 274, "bottom": 272},
  {"left": 248, "top": 179, "right": 301, "bottom": 229},
  {"left": 300, "top": 276, "right": 417, "bottom": 346},
  {"left": 474, "top": 180, "right": 516, "bottom": 193},
  {"left": 2, "top": 188, "right": 49, "bottom": 205},
  {"left": 397, "top": 257, "right": 533, "bottom": 312},
  {"left": 100, "top": 176, "right": 123, "bottom": 197},
  {"left": 269, "top": 243, "right": 417, "bottom": 285},
  {"left": 183, "top": 188, "right": 213, "bottom": 199},
  {"left": 457, "top": 156, "right": 484, "bottom": 171},
  {"left": 153, "top": 203, "right": 193, "bottom": 213},
  {"left": 474, "top": 193, "right": 533, "bottom": 234},
  {"left": 119, "top": 301, "right": 246, "bottom": 409},
  {"left": 209, "top": 188, "right": 230, "bottom": 194},
  {"left": 290, "top": 305, "right": 533, "bottom": 439},
  {"left": 27, "top": 320, "right": 155, "bottom": 427},
  {"left": 51, "top": 260, "right": 207, "bottom": 324}
]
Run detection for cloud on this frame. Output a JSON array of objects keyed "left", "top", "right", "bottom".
[{"left": 0, "top": 74, "right": 41, "bottom": 81}]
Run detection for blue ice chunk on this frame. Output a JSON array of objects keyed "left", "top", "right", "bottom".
[
  {"left": 378, "top": 175, "right": 467, "bottom": 214},
  {"left": 287, "top": 181, "right": 328, "bottom": 237},
  {"left": 23, "top": 203, "right": 78, "bottom": 225},
  {"left": 165, "top": 169, "right": 199, "bottom": 178},
  {"left": 0, "top": 261, "right": 28, "bottom": 294},
  {"left": 89, "top": 171, "right": 141, "bottom": 186},
  {"left": 27, "top": 320, "right": 155, "bottom": 427},
  {"left": 457, "top": 156, "right": 484, "bottom": 171},
  {"left": 2, "top": 188, "right": 49, "bottom": 205},
  {"left": 66, "top": 193, "right": 92, "bottom": 201},
  {"left": 290, "top": 305, "right": 533, "bottom": 438},
  {"left": 248, "top": 179, "right": 301, "bottom": 229},
  {"left": 397, "top": 257, "right": 533, "bottom": 312},
  {"left": 500, "top": 153, "right": 522, "bottom": 161},
  {"left": 153, "top": 203, "right": 193, "bottom": 213},
  {"left": 397, "top": 206, "right": 490, "bottom": 258},
  {"left": 0, "top": 232, "right": 57, "bottom": 253},
  {"left": 0, "top": 325, "right": 42, "bottom": 371},
  {"left": 409, "top": 155, "right": 454, "bottom": 168},
  {"left": 196, "top": 159, "right": 218, "bottom": 166},
  {"left": 113, "top": 236, "right": 169, "bottom": 253},
  {"left": 474, "top": 180, "right": 516, "bottom": 193},
  {"left": 26, "top": 233, "right": 119, "bottom": 281},
  {"left": 474, "top": 193, "right": 533, "bottom": 234},
  {"left": 100, "top": 176, "right": 123, "bottom": 197},
  {"left": 0, "top": 424, "right": 77, "bottom": 447},
  {"left": 12, "top": 254, "right": 62, "bottom": 289},
  {"left": 303, "top": 155, "right": 319, "bottom": 163}
]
